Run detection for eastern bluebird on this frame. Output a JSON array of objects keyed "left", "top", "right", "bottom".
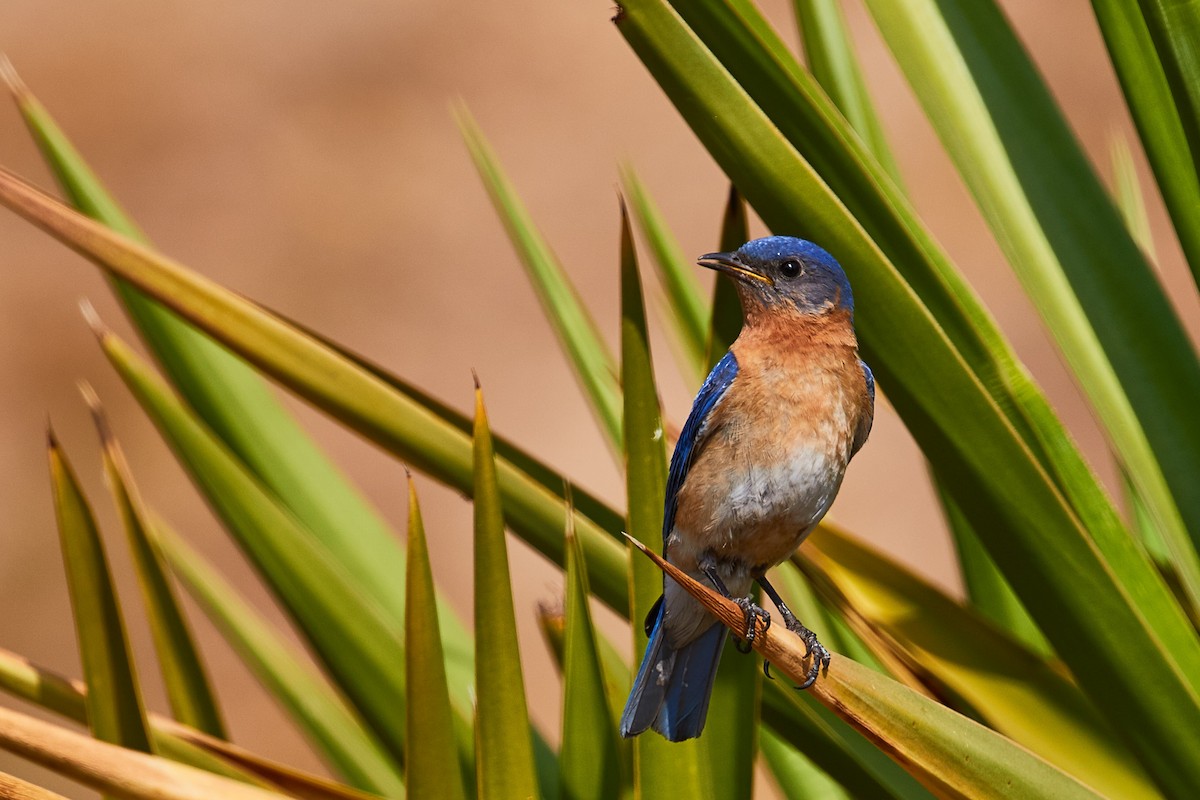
[{"left": 620, "top": 236, "right": 874, "bottom": 741}]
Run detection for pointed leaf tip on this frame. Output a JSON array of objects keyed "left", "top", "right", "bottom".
[
  {"left": 79, "top": 298, "right": 109, "bottom": 339},
  {"left": 0, "top": 54, "right": 26, "bottom": 99}
]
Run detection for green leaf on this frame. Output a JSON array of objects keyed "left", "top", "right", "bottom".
[
  {"left": 0, "top": 704, "right": 290, "bottom": 800},
  {"left": 793, "top": 0, "right": 904, "bottom": 186},
  {"left": 1089, "top": 0, "right": 1200, "bottom": 283},
  {"left": 471, "top": 383, "right": 541, "bottom": 800},
  {"left": 803, "top": 525, "right": 1156, "bottom": 800},
  {"left": 759, "top": 726, "right": 850, "bottom": 800},
  {"left": 0, "top": 170, "right": 630, "bottom": 618},
  {"left": 613, "top": 4, "right": 1200, "bottom": 793},
  {"left": 46, "top": 429, "right": 152, "bottom": 755},
  {"left": 622, "top": 166, "right": 709, "bottom": 381},
  {"left": 1110, "top": 134, "right": 1157, "bottom": 260},
  {"left": 862, "top": 0, "right": 1200, "bottom": 614},
  {"left": 460, "top": 109, "right": 623, "bottom": 451},
  {"left": 0, "top": 647, "right": 274, "bottom": 788},
  {"left": 90, "top": 326, "right": 408, "bottom": 764},
  {"left": 1, "top": 61, "right": 421, "bottom": 642},
  {"left": 82, "top": 384, "right": 227, "bottom": 739},
  {"left": 618, "top": 201, "right": 709, "bottom": 799},
  {"left": 933, "top": 470, "right": 1050, "bottom": 656},
  {"left": 706, "top": 184, "right": 746, "bottom": 369},
  {"left": 404, "top": 477, "right": 469, "bottom": 800},
  {"left": 636, "top": 540, "right": 1105, "bottom": 800},
  {"left": 560, "top": 498, "right": 623, "bottom": 800},
  {"left": 651, "top": 0, "right": 1180, "bottom": 662},
  {"left": 152, "top": 520, "right": 406, "bottom": 797}
]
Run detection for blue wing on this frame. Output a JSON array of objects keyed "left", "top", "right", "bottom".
[
  {"left": 850, "top": 360, "right": 875, "bottom": 459},
  {"left": 663, "top": 350, "right": 739, "bottom": 542}
]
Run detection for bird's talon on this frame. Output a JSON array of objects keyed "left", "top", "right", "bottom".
[
  {"left": 733, "top": 597, "right": 771, "bottom": 652},
  {"left": 763, "top": 660, "right": 774, "bottom": 680}
]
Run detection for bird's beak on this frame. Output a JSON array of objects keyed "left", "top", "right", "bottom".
[{"left": 697, "top": 251, "right": 774, "bottom": 287}]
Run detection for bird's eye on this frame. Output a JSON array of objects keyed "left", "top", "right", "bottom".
[{"left": 779, "top": 259, "right": 803, "bottom": 278}]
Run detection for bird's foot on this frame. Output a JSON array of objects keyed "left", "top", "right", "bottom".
[
  {"left": 733, "top": 597, "right": 771, "bottom": 654},
  {"left": 761, "top": 613, "right": 830, "bottom": 689}
]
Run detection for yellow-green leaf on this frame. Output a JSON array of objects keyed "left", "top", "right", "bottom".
[
  {"left": 47, "top": 428, "right": 152, "bottom": 755},
  {"left": 472, "top": 383, "right": 541, "bottom": 800},
  {"left": 404, "top": 477, "right": 469, "bottom": 800}
]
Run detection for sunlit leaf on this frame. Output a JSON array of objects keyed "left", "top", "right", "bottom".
[
  {"left": 404, "top": 477, "right": 469, "bottom": 800},
  {"left": 560, "top": 498, "right": 623, "bottom": 800},
  {"left": 82, "top": 384, "right": 226, "bottom": 739},
  {"left": 0, "top": 704, "right": 289, "bottom": 800},
  {"left": 46, "top": 428, "right": 152, "bottom": 756},
  {"left": 471, "top": 383, "right": 542, "bottom": 800},
  {"left": 629, "top": 538, "right": 1105, "bottom": 800},
  {"left": 151, "top": 521, "right": 406, "bottom": 796}
]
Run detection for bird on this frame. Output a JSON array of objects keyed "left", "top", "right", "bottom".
[{"left": 620, "top": 235, "right": 874, "bottom": 742}]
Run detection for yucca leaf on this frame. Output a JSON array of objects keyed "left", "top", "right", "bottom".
[
  {"left": 630, "top": 538, "right": 1105, "bottom": 800},
  {"left": 81, "top": 384, "right": 226, "bottom": 739},
  {"left": 460, "top": 110, "right": 623, "bottom": 452},
  {"left": 1111, "top": 134, "right": 1157, "bottom": 260},
  {"left": 537, "top": 601, "right": 633, "bottom": 732},
  {"left": 152, "top": 521, "right": 406, "bottom": 796},
  {"left": 803, "top": 526, "right": 1156, "bottom": 799},
  {"left": 0, "top": 770, "right": 70, "bottom": 800},
  {"left": 471, "top": 382, "right": 541, "bottom": 800},
  {"left": 0, "top": 170, "right": 631, "bottom": 617},
  {"left": 0, "top": 704, "right": 289, "bottom": 800},
  {"left": 759, "top": 727, "right": 850, "bottom": 800},
  {"left": 613, "top": 7, "right": 1200, "bottom": 792},
  {"left": 933, "top": 473, "right": 1050, "bottom": 656},
  {"left": 0, "top": 60, "right": 422, "bottom": 641},
  {"left": 1135, "top": 0, "right": 1200, "bottom": 194},
  {"left": 560, "top": 500, "right": 623, "bottom": 800},
  {"left": 618, "top": 200, "right": 709, "bottom": 799},
  {"left": 46, "top": 429, "right": 152, "bottom": 756},
  {"left": 650, "top": 0, "right": 1178, "bottom": 666},
  {"left": 621, "top": 167, "right": 709, "bottom": 381},
  {"left": 0, "top": 647, "right": 312, "bottom": 790},
  {"left": 88, "top": 322, "right": 409, "bottom": 764},
  {"left": 1089, "top": 0, "right": 1200, "bottom": 282},
  {"left": 793, "top": 0, "right": 904, "bottom": 186},
  {"left": 404, "top": 477, "right": 469, "bottom": 800},
  {"left": 862, "top": 0, "right": 1200, "bottom": 613},
  {"left": 151, "top": 721, "right": 383, "bottom": 800},
  {"left": 706, "top": 184, "right": 746, "bottom": 369}
]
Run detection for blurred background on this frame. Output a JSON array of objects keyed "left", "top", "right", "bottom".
[{"left": 1, "top": 0, "right": 1197, "bottom": 794}]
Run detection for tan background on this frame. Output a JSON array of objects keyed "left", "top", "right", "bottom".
[{"left": 1, "top": 1, "right": 1197, "bottom": 796}]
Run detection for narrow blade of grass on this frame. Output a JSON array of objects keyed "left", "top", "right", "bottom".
[
  {"left": 802, "top": 525, "right": 1155, "bottom": 799},
  {"left": 46, "top": 429, "right": 152, "bottom": 755},
  {"left": 630, "top": 538, "right": 1105, "bottom": 800},
  {"left": 621, "top": 166, "right": 709, "bottom": 381},
  {"left": 0, "top": 704, "right": 289, "bottom": 800},
  {"left": 460, "top": 109, "right": 623, "bottom": 452},
  {"left": 471, "top": 382, "right": 541, "bottom": 800},
  {"left": 151, "top": 520, "right": 406, "bottom": 797},
  {"left": 81, "top": 384, "right": 226, "bottom": 739},
  {"left": 404, "top": 477, "right": 469, "bottom": 800},
  {"left": 618, "top": 201, "right": 709, "bottom": 799},
  {"left": 1136, "top": 0, "right": 1200, "bottom": 203},
  {"left": 560, "top": 499, "right": 623, "bottom": 800}
]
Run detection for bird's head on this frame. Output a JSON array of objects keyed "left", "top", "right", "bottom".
[{"left": 698, "top": 236, "right": 853, "bottom": 322}]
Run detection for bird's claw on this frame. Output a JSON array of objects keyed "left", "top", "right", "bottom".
[
  {"left": 762, "top": 614, "right": 831, "bottom": 689},
  {"left": 733, "top": 597, "right": 770, "bottom": 654}
]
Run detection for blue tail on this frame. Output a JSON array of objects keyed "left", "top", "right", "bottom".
[{"left": 620, "top": 602, "right": 727, "bottom": 741}]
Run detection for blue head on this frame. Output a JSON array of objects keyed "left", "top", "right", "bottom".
[{"left": 698, "top": 236, "right": 853, "bottom": 321}]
